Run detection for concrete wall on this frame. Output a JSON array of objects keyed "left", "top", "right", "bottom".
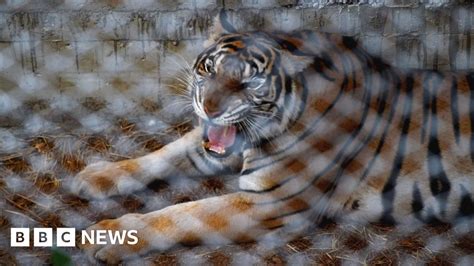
[{"left": 0, "top": 0, "right": 473, "bottom": 107}]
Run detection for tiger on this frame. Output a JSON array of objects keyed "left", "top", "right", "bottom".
[{"left": 72, "top": 11, "right": 474, "bottom": 263}]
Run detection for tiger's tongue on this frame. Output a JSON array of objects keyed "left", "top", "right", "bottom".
[{"left": 207, "top": 125, "right": 237, "bottom": 154}]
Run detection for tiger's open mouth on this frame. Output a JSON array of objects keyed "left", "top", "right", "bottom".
[{"left": 202, "top": 124, "right": 239, "bottom": 157}]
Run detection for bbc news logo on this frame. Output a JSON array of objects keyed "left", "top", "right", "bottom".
[{"left": 11, "top": 228, "right": 138, "bottom": 247}]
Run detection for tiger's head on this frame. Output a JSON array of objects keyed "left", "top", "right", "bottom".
[{"left": 191, "top": 12, "right": 313, "bottom": 157}]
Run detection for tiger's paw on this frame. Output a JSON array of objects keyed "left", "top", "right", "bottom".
[
  {"left": 71, "top": 160, "right": 145, "bottom": 199},
  {"left": 81, "top": 214, "right": 150, "bottom": 264}
]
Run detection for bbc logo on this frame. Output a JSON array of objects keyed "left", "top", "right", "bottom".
[
  {"left": 11, "top": 228, "right": 75, "bottom": 247},
  {"left": 11, "top": 227, "right": 139, "bottom": 247}
]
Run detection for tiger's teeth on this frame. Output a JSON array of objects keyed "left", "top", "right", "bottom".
[
  {"left": 202, "top": 141, "right": 226, "bottom": 154},
  {"left": 212, "top": 146, "right": 226, "bottom": 154}
]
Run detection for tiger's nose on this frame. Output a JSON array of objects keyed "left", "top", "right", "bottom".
[{"left": 203, "top": 99, "right": 223, "bottom": 118}]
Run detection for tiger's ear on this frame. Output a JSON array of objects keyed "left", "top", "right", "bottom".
[
  {"left": 205, "top": 10, "right": 237, "bottom": 47},
  {"left": 280, "top": 52, "right": 313, "bottom": 76}
]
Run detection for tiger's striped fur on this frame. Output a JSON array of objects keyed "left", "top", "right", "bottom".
[{"left": 72, "top": 12, "right": 473, "bottom": 263}]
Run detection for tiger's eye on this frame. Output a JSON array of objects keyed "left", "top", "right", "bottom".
[
  {"left": 246, "top": 81, "right": 261, "bottom": 89},
  {"left": 204, "top": 59, "right": 214, "bottom": 73},
  {"left": 245, "top": 77, "right": 265, "bottom": 90}
]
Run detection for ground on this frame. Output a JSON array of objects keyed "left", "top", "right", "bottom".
[{"left": 0, "top": 91, "right": 473, "bottom": 265}]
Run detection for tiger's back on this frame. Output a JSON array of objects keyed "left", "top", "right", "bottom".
[{"left": 239, "top": 30, "right": 474, "bottom": 225}]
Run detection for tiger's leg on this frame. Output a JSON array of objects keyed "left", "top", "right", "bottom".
[
  {"left": 81, "top": 191, "right": 311, "bottom": 263},
  {"left": 72, "top": 127, "right": 238, "bottom": 199}
]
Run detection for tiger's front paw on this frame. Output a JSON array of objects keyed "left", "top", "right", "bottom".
[
  {"left": 81, "top": 214, "right": 150, "bottom": 264},
  {"left": 71, "top": 160, "right": 145, "bottom": 199}
]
